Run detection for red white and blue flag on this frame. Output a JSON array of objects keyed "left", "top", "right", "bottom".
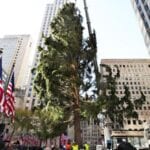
[{"left": 3, "top": 72, "right": 15, "bottom": 118}]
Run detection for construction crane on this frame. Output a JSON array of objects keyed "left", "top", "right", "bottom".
[{"left": 82, "top": 0, "right": 100, "bottom": 94}]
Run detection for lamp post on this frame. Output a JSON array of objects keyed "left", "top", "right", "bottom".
[
  {"left": 97, "top": 110, "right": 112, "bottom": 149},
  {"left": 0, "top": 48, "right": 4, "bottom": 124}
]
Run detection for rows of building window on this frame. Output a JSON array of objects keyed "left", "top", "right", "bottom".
[
  {"left": 110, "top": 63, "right": 150, "bottom": 68},
  {"left": 82, "top": 132, "right": 99, "bottom": 137},
  {"left": 126, "top": 119, "right": 145, "bottom": 125},
  {"left": 135, "top": 106, "right": 150, "bottom": 110},
  {"left": 113, "top": 90, "right": 150, "bottom": 95},
  {"left": 137, "top": 3, "right": 150, "bottom": 30},
  {"left": 117, "top": 81, "right": 142, "bottom": 85}
]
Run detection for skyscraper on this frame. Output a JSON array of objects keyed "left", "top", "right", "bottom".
[
  {"left": 24, "top": 0, "right": 73, "bottom": 109},
  {"left": 0, "top": 35, "right": 33, "bottom": 89},
  {"left": 101, "top": 59, "right": 150, "bottom": 147},
  {"left": 0, "top": 35, "right": 33, "bottom": 108},
  {"left": 131, "top": 0, "right": 150, "bottom": 53},
  {"left": 101, "top": 59, "right": 150, "bottom": 129}
]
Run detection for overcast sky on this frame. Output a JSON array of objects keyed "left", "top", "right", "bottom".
[{"left": 0, "top": 0, "right": 149, "bottom": 63}]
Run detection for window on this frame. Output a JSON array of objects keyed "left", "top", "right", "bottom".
[
  {"left": 28, "top": 93, "right": 31, "bottom": 97},
  {"left": 138, "top": 120, "right": 142, "bottom": 125},
  {"left": 128, "top": 120, "right": 131, "bottom": 124},
  {"left": 142, "top": 0, "right": 145, "bottom": 3},
  {"left": 133, "top": 120, "right": 136, "bottom": 125},
  {"left": 144, "top": 21, "right": 149, "bottom": 29},
  {"left": 144, "top": 4, "right": 149, "bottom": 11},
  {"left": 135, "top": 0, "right": 139, "bottom": 5}
]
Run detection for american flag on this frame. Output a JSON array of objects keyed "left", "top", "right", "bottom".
[
  {"left": 0, "top": 55, "right": 4, "bottom": 112},
  {"left": 3, "top": 72, "right": 15, "bottom": 118}
]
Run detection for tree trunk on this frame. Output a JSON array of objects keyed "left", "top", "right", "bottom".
[
  {"left": 72, "top": 64, "right": 82, "bottom": 146},
  {"left": 8, "top": 124, "right": 15, "bottom": 147},
  {"left": 74, "top": 107, "right": 82, "bottom": 146}
]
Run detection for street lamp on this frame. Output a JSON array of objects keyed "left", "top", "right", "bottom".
[{"left": 97, "top": 110, "right": 112, "bottom": 149}]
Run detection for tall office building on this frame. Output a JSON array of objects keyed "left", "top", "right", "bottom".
[
  {"left": 101, "top": 59, "right": 150, "bottom": 130},
  {"left": 0, "top": 35, "right": 33, "bottom": 108},
  {"left": 101, "top": 59, "right": 150, "bottom": 148},
  {"left": 24, "top": 0, "right": 74, "bottom": 109},
  {"left": 131, "top": 0, "right": 150, "bottom": 53},
  {"left": 0, "top": 35, "right": 32, "bottom": 89}
]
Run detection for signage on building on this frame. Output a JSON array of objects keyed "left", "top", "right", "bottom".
[{"left": 111, "top": 130, "right": 143, "bottom": 137}]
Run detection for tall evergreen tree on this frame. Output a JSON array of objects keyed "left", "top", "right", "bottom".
[{"left": 33, "top": 3, "right": 96, "bottom": 145}]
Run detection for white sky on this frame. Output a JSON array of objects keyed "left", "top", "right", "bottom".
[{"left": 0, "top": 0, "right": 149, "bottom": 63}]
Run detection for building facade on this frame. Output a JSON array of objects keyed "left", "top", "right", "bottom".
[
  {"left": 0, "top": 35, "right": 33, "bottom": 89},
  {"left": 24, "top": 0, "right": 74, "bottom": 110},
  {"left": 131, "top": 0, "right": 150, "bottom": 53},
  {"left": 101, "top": 59, "right": 150, "bottom": 130},
  {"left": 0, "top": 35, "right": 33, "bottom": 108}
]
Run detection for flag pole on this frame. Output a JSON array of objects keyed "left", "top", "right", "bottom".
[
  {"left": 3, "top": 51, "right": 16, "bottom": 123},
  {"left": 4, "top": 63, "right": 15, "bottom": 93},
  {"left": 0, "top": 48, "right": 6, "bottom": 126},
  {"left": 0, "top": 48, "right": 4, "bottom": 121}
]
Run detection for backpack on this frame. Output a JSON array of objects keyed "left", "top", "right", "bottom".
[{"left": 66, "top": 144, "right": 71, "bottom": 150}]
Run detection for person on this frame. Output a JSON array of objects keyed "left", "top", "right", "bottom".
[
  {"left": 65, "top": 139, "right": 71, "bottom": 150},
  {"left": 51, "top": 144, "right": 56, "bottom": 150},
  {"left": 83, "top": 142, "right": 90, "bottom": 150},
  {"left": 71, "top": 142, "right": 78, "bottom": 150},
  {"left": 117, "top": 141, "right": 136, "bottom": 150},
  {"left": 45, "top": 146, "right": 51, "bottom": 150}
]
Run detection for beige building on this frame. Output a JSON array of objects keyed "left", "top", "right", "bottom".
[
  {"left": 0, "top": 35, "right": 33, "bottom": 89},
  {"left": 80, "top": 120, "right": 102, "bottom": 148},
  {"left": 101, "top": 59, "right": 150, "bottom": 130},
  {"left": 0, "top": 35, "right": 33, "bottom": 108}
]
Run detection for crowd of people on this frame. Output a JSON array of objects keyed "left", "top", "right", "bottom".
[{"left": 60, "top": 140, "right": 90, "bottom": 150}]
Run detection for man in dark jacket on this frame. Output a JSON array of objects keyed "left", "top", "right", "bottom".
[{"left": 117, "top": 141, "right": 137, "bottom": 150}]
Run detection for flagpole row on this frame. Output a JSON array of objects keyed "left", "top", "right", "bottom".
[
  {"left": 4, "top": 63, "right": 15, "bottom": 93},
  {"left": 0, "top": 48, "right": 4, "bottom": 124},
  {"left": 2, "top": 49, "right": 17, "bottom": 123}
]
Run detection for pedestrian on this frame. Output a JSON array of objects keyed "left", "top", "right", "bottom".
[
  {"left": 71, "top": 141, "right": 78, "bottom": 150},
  {"left": 51, "top": 144, "right": 56, "bottom": 150},
  {"left": 117, "top": 141, "right": 136, "bottom": 150},
  {"left": 45, "top": 146, "right": 51, "bottom": 150},
  {"left": 83, "top": 142, "right": 89, "bottom": 150},
  {"left": 65, "top": 139, "right": 71, "bottom": 150}
]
